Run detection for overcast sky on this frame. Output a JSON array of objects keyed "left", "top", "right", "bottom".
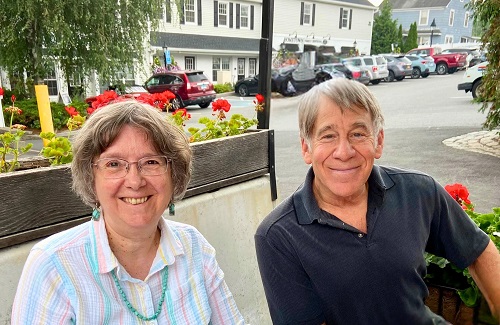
[{"left": 368, "top": 0, "right": 383, "bottom": 6}]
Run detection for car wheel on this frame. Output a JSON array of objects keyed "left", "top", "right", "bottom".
[
  {"left": 421, "top": 73, "right": 429, "bottom": 78},
  {"left": 436, "top": 63, "right": 448, "bottom": 75},
  {"left": 238, "top": 84, "right": 249, "bottom": 96},
  {"left": 371, "top": 79, "right": 381, "bottom": 85},
  {"left": 199, "top": 102, "right": 210, "bottom": 108},
  {"left": 411, "top": 68, "right": 421, "bottom": 79},
  {"left": 171, "top": 96, "right": 183, "bottom": 110},
  {"left": 396, "top": 76, "right": 404, "bottom": 81},
  {"left": 471, "top": 79, "right": 484, "bottom": 99},
  {"left": 385, "top": 71, "right": 395, "bottom": 82}
]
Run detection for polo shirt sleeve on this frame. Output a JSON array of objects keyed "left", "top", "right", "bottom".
[
  {"left": 255, "top": 233, "right": 325, "bottom": 325},
  {"left": 426, "top": 180, "right": 490, "bottom": 270},
  {"left": 11, "top": 248, "right": 74, "bottom": 324}
]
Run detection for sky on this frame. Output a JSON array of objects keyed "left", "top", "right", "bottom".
[{"left": 368, "top": 0, "right": 383, "bottom": 6}]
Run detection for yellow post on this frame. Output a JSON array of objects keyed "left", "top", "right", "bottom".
[{"left": 35, "top": 85, "right": 54, "bottom": 146}]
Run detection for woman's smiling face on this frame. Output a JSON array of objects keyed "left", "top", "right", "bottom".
[
  {"left": 93, "top": 125, "right": 172, "bottom": 234},
  {"left": 301, "top": 95, "right": 384, "bottom": 203}
]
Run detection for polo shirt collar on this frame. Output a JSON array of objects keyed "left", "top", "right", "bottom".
[
  {"left": 293, "top": 165, "right": 394, "bottom": 225},
  {"left": 89, "top": 214, "right": 185, "bottom": 275}
]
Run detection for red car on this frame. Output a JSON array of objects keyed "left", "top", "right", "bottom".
[{"left": 144, "top": 70, "right": 216, "bottom": 109}]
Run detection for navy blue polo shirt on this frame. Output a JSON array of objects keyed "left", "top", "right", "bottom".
[{"left": 255, "top": 165, "right": 489, "bottom": 325}]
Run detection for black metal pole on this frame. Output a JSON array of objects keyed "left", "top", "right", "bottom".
[
  {"left": 257, "top": 0, "right": 274, "bottom": 129},
  {"left": 430, "top": 30, "right": 433, "bottom": 46}
]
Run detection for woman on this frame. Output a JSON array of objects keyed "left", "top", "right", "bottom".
[{"left": 11, "top": 101, "right": 245, "bottom": 324}]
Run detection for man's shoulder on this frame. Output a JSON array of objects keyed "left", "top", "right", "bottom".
[
  {"left": 256, "top": 194, "right": 297, "bottom": 238},
  {"left": 377, "top": 165, "right": 435, "bottom": 185}
]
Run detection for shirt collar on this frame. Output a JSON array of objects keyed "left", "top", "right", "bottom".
[
  {"left": 293, "top": 165, "right": 394, "bottom": 225},
  {"left": 89, "top": 215, "right": 185, "bottom": 275}
]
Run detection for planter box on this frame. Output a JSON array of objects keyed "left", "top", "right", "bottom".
[
  {"left": 425, "top": 284, "right": 496, "bottom": 325},
  {"left": 0, "top": 129, "right": 275, "bottom": 249}
]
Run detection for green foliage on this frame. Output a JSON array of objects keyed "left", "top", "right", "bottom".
[
  {"left": 0, "top": 0, "right": 166, "bottom": 88},
  {"left": 371, "top": 0, "right": 399, "bottom": 54},
  {"left": 467, "top": 0, "right": 500, "bottom": 131},
  {"left": 187, "top": 114, "right": 258, "bottom": 142},
  {"left": 397, "top": 25, "right": 404, "bottom": 53},
  {"left": 425, "top": 207, "right": 500, "bottom": 307},
  {"left": 9, "top": 99, "right": 69, "bottom": 130},
  {"left": 214, "top": 83, "right": 234, "bottom": 94},
  {"left": 405, "top": 22, "right": 419, "bottom": 53},
  {"left": 39, "top": 132, "right": 73, "bottom": 165}
]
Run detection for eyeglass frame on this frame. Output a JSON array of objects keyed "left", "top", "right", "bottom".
[{"left": 91, "top": 155, "right": 172, "bottom": 179}]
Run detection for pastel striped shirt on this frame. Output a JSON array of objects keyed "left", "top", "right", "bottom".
[{"left": 11, "top": 216, "right": 245, "bottom": 324}]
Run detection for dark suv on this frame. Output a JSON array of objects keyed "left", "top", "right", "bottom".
[{"left": 144, "top": 70, "right": 216, "bottom": 109}]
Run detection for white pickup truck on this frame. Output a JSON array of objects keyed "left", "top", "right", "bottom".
[{"left": 457, "top": 62, "right": 489, "bottom": 98}]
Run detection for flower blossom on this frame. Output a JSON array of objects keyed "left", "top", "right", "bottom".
[
  {"left": 445, "top": 183, "right": 472, "bottom": 210},
  {"left": 253, "top": 94, "right": 265, "bottom": 112},
  {"left": 64, "top": 106, "right": 79, "bottom": 117}
]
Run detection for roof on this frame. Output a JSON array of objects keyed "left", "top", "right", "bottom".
[
  {"left": 389, "top": 0, "right": 451, "bottom": 10},
  {"left": 150, "top": 32, "right": 260, "bottom": 52},
  {"left": 338, "top": 0, "right": 375, "bottom": 7}
]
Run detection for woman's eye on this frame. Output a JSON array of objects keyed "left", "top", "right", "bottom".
[{"left": 106, "top": 160, "right": 122, "bottom": 168}]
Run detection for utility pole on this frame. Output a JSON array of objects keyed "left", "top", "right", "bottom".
[{"left": 257, "top": 0, "right": 274, "bottom": 129}]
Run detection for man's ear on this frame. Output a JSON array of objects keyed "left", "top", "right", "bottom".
[
  {"left": 301, "top": 138, "right": 312, "bottom": 164},
  {"left": 375, "top": 129, "right": 384, "bottom": 159}
]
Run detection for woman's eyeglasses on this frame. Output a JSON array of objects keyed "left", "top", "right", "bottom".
[{"left": 92, "top": 156, "right": 171, "bottom": 179}]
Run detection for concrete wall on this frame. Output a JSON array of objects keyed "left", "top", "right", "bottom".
[{"left": 0, "top": 176, "right": 276, "bottom": 325}]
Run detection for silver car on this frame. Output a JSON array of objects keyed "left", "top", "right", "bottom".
[{"left": 342, "top": 55, "right": 389, "bottom": 85}]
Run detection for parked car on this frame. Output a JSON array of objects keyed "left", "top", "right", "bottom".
[
  {"left": 235, "top": 75, "right": 260, "bottom": 96},
  {"left": 315, "top": 63, "right": 370, "bottom": 85},
  {"left": 382, "top": 55, "right": 413, "bottom": 81},
  {"left": 441, "top": 48, "right": 481, "bottom": 67},
  {"left": 457, "top": 61, "right": 488, "bottom": 99},
  {"left": 406, "top": 47, "right": 467, "bottom": 75},
  {"left": 342, "top": 55, "right": 389, "bottom": 85},
  {"left": 144, "top": 70, "right": 216, "bottom": 109},
  {"left": 405, "top": 55, "right": 436, "bottom": 78},
  {"left": 271, "top": 64, "right": 330, "bottom": 96}
]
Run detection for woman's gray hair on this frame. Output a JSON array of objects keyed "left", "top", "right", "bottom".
[
  {"left": 298, "top": 78, "right": 385, "bottom": 146},
  {"left": 71, "top": 100, "right": 192, "bottom": 207}
]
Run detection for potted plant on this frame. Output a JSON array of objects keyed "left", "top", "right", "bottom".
[{"left": 425, "top": 183, "right": 500, "bottom": 324}]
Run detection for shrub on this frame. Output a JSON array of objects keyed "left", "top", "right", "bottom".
[
  {"left": 214, "top": 82, "right": 233, "bottom": 94},
  {"left": 9, "top": 99, "right": 74, "bottom": 131}
]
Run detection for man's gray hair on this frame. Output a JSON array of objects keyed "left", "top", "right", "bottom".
[
  {"left": 298, "top": 78, "right": 385, "bottom": 146},
  {"left": 71, "top": 100, "right": 192, "bottom": 207}
]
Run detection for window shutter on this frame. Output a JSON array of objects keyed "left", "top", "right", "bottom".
[
  {"left": 166, "top": 0, "right": 172, "bottom": 23},
  {"left": 300, "top": 2, "right": 304, "bottom": 25},
  {"left": 180, "top": 0, "right": 185, "bottom": 24},
  {"left": 230, "top": 2, "right": 233, "bottom": 28},
  {"left": 250, "top": 5, "right": 254, "bottom": 30},
  {"left": 236, "top": 4, "right": 240, "bottom": 29},
  {"left": 312, "top": 4, "right": 316, "bottom": 26},
  {"left": 197, "top": 0, "right": 202, "bottom": 25},
  {"left": 349, "top": 9, "right": 353, "bottom": 30},
  {"left": 339, "top": 8, "right": 343, "bottom": 29},
  {"left": 214, "top": 1, "right": 218, "bottom": 27}
]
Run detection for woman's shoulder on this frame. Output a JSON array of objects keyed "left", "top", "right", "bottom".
[{"left": 32, "top": 221, "right": 91, "bottom": 254}]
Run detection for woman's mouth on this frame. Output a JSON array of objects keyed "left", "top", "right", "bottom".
[{"left": 122, "top": 196, "right": 150, "bottom": 205}]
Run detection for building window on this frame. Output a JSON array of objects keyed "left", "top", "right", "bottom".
[
  {"left": 184, "top": 0, "right": 196, "bottom": 23},
  {"left": 221, "top": 57, "right": 230, "bottom": 70},
  {"left": 445, "top": 35, "right": 453, "bottom": 44},
  {"left": 44, "top": 63, "right": 58, "bottom": 96},
  {"left": 240, "top": 4, "right": 249, "bottom": 28},
  {"left": 249, "top": 58, "right": 257, "bottom": 76},
  {"left": 464, "top": 11, "right": 470, "bottom": 28},
  {"left": 302, "top": 3, "right": 312, "bottom": 25},
  {"left": 449, "top": 10, "right": 455, "bottom": 26},
  {"left": 218, "top": 2, "right": 228, "bottom": 27},
  {"left": 185, "top": 57, "right": 195, "bottom": 70},
  {"left": 419, "top": 10, "right": 429, "bottom": 25},
  {"left": 341, "top": 8, "right": 350, "bottom": 29},
  {"left": 212, "top": 57, "right": 221, "bottom": 81},
  {"left": 460, "top": 37, "right": 468, "bottom": 43}
]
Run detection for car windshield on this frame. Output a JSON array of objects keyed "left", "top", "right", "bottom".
[
  {"left": 186, "top": 72, "right": 208, "bottom": 82},
  {"left": 375, "top": 57, "right": 386, "bottom": 64}
]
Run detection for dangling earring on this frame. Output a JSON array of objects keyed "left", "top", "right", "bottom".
[
  {"left": 92, "top": 203, "right": 101, "bottom": 221},
  {"left": 168, "top": 202, "right": 175, "bottom": 216}
]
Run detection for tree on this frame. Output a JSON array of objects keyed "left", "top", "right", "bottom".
[
  {"left": 405, "top": 22, "right": 418, "bottom": 53},
  {"left": 0, "top": 0, "right": 170, "bottom": 94},
  {"left": 467, "top": 0, "right": 500, "bottom": 131},
  {"left": 397, "top": 24, "right": 404, "bottom": 53},
  {"left": 371, "top": 0, "right": 399, "bottom": 54}
]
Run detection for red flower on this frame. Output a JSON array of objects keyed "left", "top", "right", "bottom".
[
  {"left": 255, "top": 93, "right": 265, "bottom": 104},
  {"left": 173, "top": 108, "right": 190, "bottom": 119},
  {"left": 87, "top": 106, "right": 97, "bottom": 115},
  {"left": 11, "top": 94, "right": 16, "bottom": 103},
  {"left": 445, "top": 183, "right": 472, "bottom": 209},
  {"left": 64, "top": 106, "right": 79, "bottom": 117},
  {"left": 91, "top": 90, "right": 119, "bottom": 110},
  {"left": 212, "top": 98, "right": 231, "bottom": 113},
  {"left": 0, "top": 87, "right": 4, "bottom": 96}
]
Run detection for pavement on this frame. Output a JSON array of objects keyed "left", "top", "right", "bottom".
[{"left": 442, "top": 129, "right": 500, "bottom": 158}]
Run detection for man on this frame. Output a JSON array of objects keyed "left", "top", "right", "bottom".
[{"left": 255, "top": 78, "right": 500, "bottom": 324}]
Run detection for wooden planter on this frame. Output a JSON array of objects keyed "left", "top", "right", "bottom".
[
  {"left": 0, "top": 129, "right": 275, "bottom": 249},
  {"left": 425, "top": 284, "right": 496, "bottom": 325}
]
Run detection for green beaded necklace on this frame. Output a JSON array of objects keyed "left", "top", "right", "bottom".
[{"left": 112, "top": 267, "right": 168, "bottom": 321}]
